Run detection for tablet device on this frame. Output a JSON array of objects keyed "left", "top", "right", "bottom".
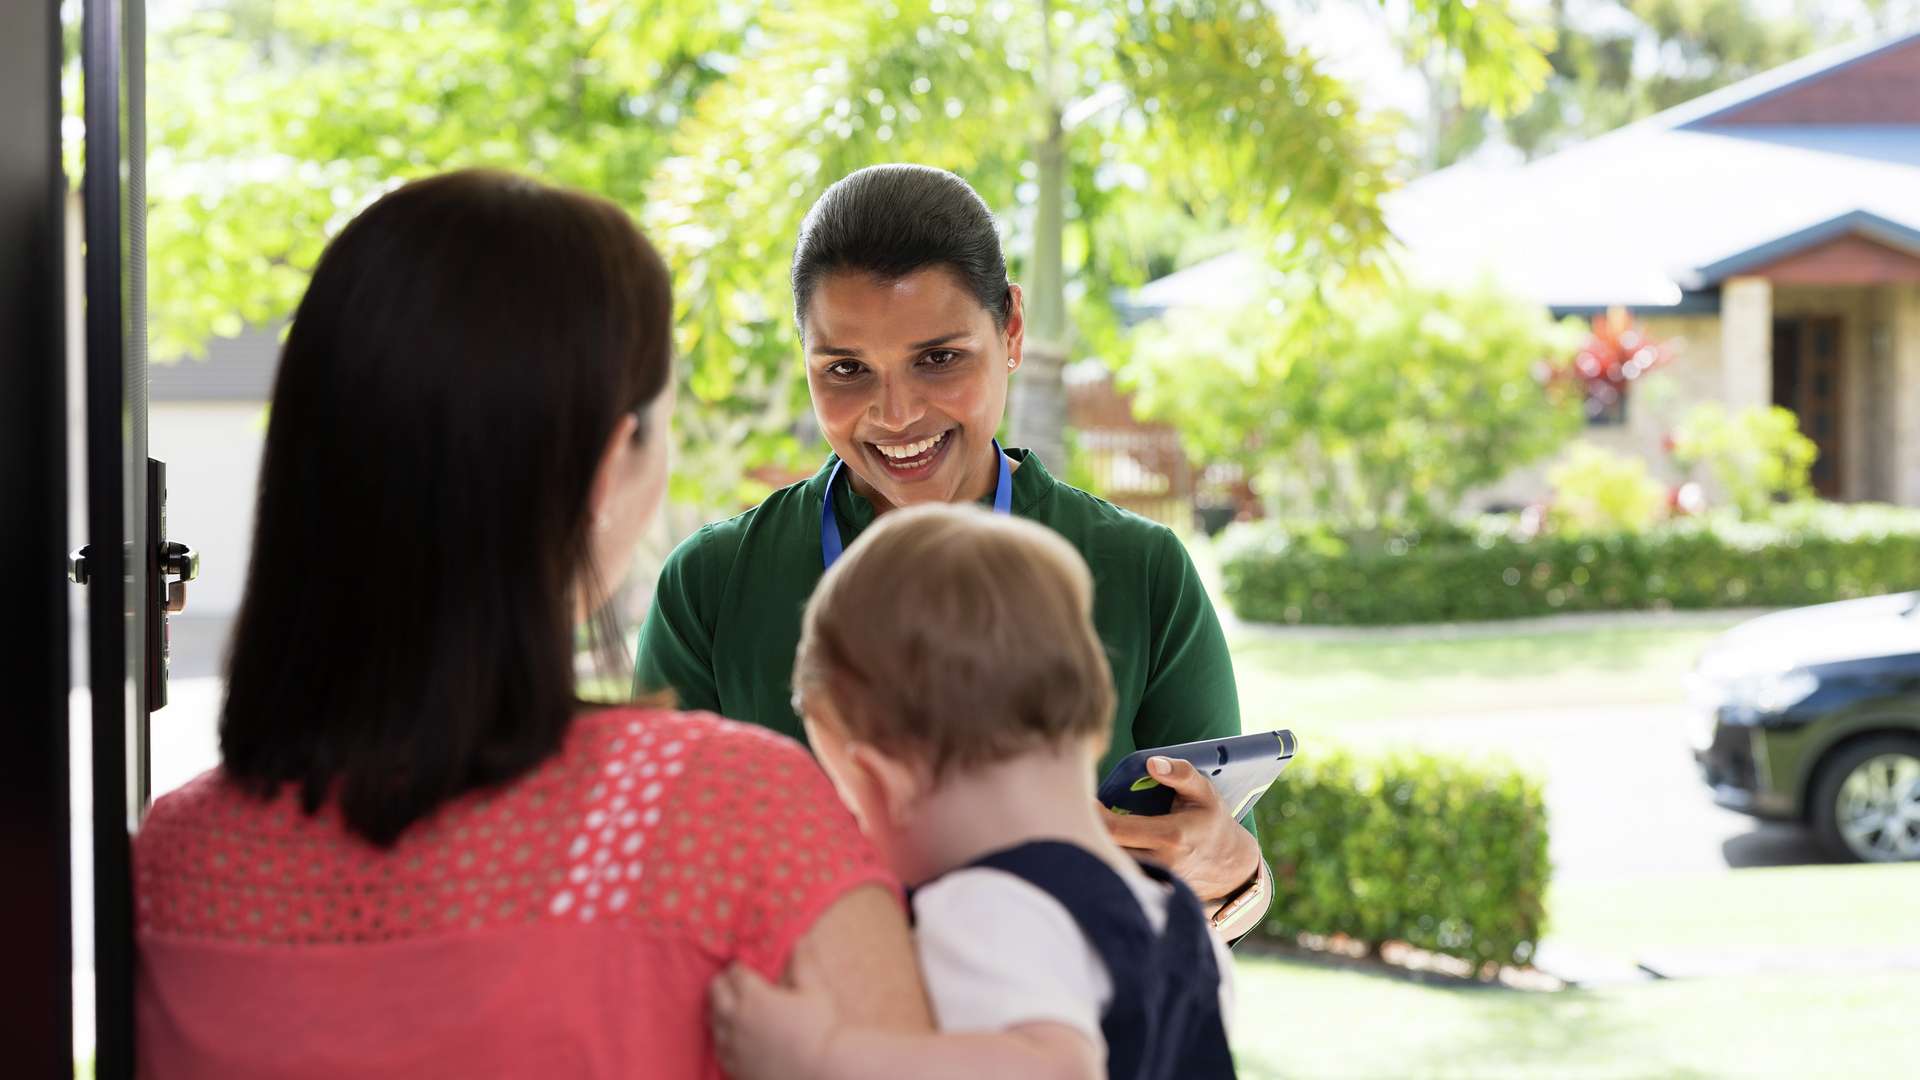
[{"left": 1098, "top": 729, "right": 1297, "bottom": 819}]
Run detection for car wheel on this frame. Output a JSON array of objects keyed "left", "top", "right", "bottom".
[{"left": 1811, "top": 735, "right": 1920, "bottom": 863}]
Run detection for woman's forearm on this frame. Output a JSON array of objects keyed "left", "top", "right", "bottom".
[
  {"left": 817, "top": 1023, "right": 1100, "bottom": 1080},
  {"left": 797, "top": 884, "right": 934, "bottom": 1031}
]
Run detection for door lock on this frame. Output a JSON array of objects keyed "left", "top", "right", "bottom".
[
  {"left": 67, "top": 539, "right": 199, "bottom": 605},
  {"left": 160, "top": 541, "right": 199, "bottom": 612}
]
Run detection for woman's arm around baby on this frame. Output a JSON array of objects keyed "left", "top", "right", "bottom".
[{"left": 710, "top": 942, "right": 1101, "bottom": 1080}]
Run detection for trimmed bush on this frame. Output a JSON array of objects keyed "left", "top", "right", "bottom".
[
  {"left": 1672, "top": 403, "right": 1817, "bottom": 517},
  {"left": 1548, "top": 442, "right": 1666, "bottom": 535},
  {"left": 1221, "top": 502, "right": 1920, "bottom": 626},
  {"left": 1253, "top": 747, "right": 1550, "bottom": 969}
]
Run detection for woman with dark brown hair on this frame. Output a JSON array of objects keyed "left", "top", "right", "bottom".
[{"left": 132, "top": 170, "right": 927, "bottom": 1078}]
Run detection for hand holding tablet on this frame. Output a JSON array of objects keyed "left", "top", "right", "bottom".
[{"left": 1098, "top": 729, "right": 1298, "bottom": 820}]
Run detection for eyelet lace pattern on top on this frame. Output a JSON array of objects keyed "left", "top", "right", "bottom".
[{"left": 135, "top": 708, "right": 886, "bottom": 959}]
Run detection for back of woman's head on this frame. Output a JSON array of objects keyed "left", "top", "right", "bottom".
[{"left": 221, "top": 169, "right": 673, "bottom": 846}]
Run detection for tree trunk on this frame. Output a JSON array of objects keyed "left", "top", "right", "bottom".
[{"left": 1010, "top": 106, "right": 1069, "bottom": 468}]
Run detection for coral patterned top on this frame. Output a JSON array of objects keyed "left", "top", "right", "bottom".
[{"left": 133, "top": 708, "right": 896, "bottom": 1080}]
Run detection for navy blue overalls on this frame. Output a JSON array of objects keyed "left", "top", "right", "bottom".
[{"left": 958, "top": 840, "right": 1237, "bottom": 1080}]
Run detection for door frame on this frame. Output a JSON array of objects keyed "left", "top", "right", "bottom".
[
  {"left": 80, "top": 0, "right": 152, "bottom": 1074},
  {"left": 0, "top": 1, "right": 76, "bottom": 1074}
]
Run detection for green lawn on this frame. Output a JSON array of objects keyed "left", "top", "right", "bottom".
[
  {"left": 1232, "top": 963, "right": 1918, "bottom": 1079},
  {"left": 1231, "top": 864, "right": 1920, "bottom": 1079},
  {"left": 1229, "top": 619, "right": 1742, "bottom": 731},
  {"left": 1545, "top": 863, "right": 1920, "bottom": 960}
]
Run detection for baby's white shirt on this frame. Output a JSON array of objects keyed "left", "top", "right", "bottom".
[{"left": 910, "top": 860, "right": 1237, "bottom": 1063}]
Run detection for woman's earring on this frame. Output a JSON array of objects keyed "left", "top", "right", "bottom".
[{"left": 1007, "top": 357, "right": 1019, "bottom": 369}]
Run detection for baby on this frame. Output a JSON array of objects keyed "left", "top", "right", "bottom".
[{"left": 709, "top": 503, "right": 1235, "bottom": 1080}]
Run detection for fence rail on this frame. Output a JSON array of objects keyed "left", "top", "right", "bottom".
[{"left": 1077, "top": 427, "right": 1194, "bottom": 529}]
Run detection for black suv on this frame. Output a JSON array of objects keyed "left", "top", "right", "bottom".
[{"left": 1690, "top": 592, "right": 1920, "bottom": 862}]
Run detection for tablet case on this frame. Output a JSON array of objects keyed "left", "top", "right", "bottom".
[{"left": 1098, "top": 729, "right": 1297, "bottom": 819}]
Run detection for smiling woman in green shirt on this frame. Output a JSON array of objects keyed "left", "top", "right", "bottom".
[{"left": 636, "top": 164, "right": 1270, "bottom": 935}]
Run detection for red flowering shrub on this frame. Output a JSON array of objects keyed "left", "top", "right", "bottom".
[{"left": 1548, "top": 308, "right": 1674, "bottom": 423}]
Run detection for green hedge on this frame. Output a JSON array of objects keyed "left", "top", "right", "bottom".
[
  {"left": 1220, "top": 502, "right": 1920, "bottom": 626},
  {"left": 1253, "top": 748, "right": 1550, "bottom": 969}
]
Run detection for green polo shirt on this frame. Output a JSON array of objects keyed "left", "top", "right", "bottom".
[{"left": 633, "top": 449, "right": 1248, "bottom": 825}]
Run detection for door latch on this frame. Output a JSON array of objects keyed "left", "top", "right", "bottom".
[
  {"left": 68, "top": 539, "right": 199, "bottom": 611},
  {"left": 159, "top": 540, "right": 198, "bottom": 612}
]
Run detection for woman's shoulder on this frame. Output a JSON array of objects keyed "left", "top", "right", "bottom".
[
  {"left": 1011, "top": 451, "right": 1173, "bottom": 541},
  {"left": 1030, "top": 477, "right": 1185, "bottom": 565},
  {"left": 657, "top": 472, "right": 825, "bottom": 577},
  {"left": 562, "top": 707, "right": 890, "bottom": 957},
  {"left": 564, "top": 706, "right": 834, "bottom": 824},
  {"left": 138, "top": 767, "right": 261, "bottom": 857},
  {"left": 1045, "top": 479, "right": 1174, "bottom": 531},
  {"left": 134, "top": 769, "right": 353, "bottom": 942},
  {"left": 569, "top": 705, "right": 814, "bottom": 774},
  {"left": 136, "top": 709, "right": 849, "bottom": 947}
]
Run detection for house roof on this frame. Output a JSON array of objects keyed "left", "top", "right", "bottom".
[
  {"left": 1682, "top": 209, "right": 1920, "bottom": 287},
  {"left": 1661, "top": 30, "right": 1920, "bottom": 129},
  {"left": 1392, "top": 27, "right": 1920, "bottom": 313},
  {"left": 1124, "top": 252, "right": 1270, "bottom": 317},
  {"left": 1128, "top": 28, "right": 1920, "bottom": 318}
]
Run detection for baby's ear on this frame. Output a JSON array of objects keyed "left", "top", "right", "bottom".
[{"left": 845, "top": 741, "right": 928, "bottom": 830}]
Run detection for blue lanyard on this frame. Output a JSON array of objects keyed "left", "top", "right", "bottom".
[{"left": 821, "top": 439, "right": 1014, "bottom": 570}]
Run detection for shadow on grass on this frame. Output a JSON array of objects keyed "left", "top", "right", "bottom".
[
  {"left": 1416, "top": 988, "right": 1719, "bottom": 1080},
  {"left": 1230, "top": 957, "right": 1720, "bottom": 1080},
  {"left": 1720, "top": 822, "right": 1845, "bottom": 870}
]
